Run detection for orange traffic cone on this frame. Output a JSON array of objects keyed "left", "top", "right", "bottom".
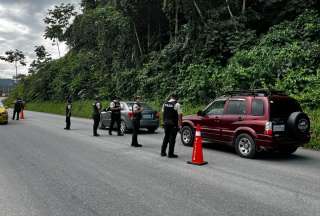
[
  {"left": 187, "top": 124, "right": 208, "bottom": 166},
  {"left": 20, "top": 110, "right": 24, "bottom": 120}
]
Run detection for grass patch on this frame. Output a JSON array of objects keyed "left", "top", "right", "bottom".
[
  {"left": 304, "top": 108, "right": 320, "bottom": 150},
  {"left": 13, "top": 100, "right": 320, "bottom": 150},
  {"left": 24, "top": 100, "right": 108, "bottom": 118}
]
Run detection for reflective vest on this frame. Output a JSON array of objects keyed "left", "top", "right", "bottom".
[{"left": 163, "top": 101, "right": 178, "bottom": 126}]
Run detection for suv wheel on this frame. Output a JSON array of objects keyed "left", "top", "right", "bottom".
[
  {"left": 99, "top": 121, "right": 105, "bottom": 129},
  {"left": 287, "top": 112, "right": 310, "bottom": 137},
  {"left": 147, "top": 127, "right": 157, "bottom": 133},
  {"left": 235, "top": 133, "right": 256, "bottom": 158},
  {"left": 181, "top": 126, "right": 194, "bottom": 146}
]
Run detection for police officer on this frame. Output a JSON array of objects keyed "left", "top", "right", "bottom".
[
  {"left": 12, "top": 97, "right": 22, "bottom": 120},
  {"left": 161, "top": 94, "right": 182, "bottom": 158},
  {"left": 131, "top": 96, "right": 143, "bottom": 147},
  {"left": 92, "top": 97, "right": 102, "bottom": 136},
  {"left": 64, "top": 96, "right": 72, "bottom": 130},
  {"left": 109, "top": 97, "right": 122, "bottom": 136}
]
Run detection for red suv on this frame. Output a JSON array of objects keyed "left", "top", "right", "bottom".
[{"left": 181, "top": 90, "right": 311, "bottom": 158}]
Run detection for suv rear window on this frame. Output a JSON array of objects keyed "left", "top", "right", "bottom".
[
  {"left": 225, "top": 100, "right": 247, "bottom": 115},
  {"left": 252, "top": 99, "right": 264, "bottom": 116},
  {"left": 270, "top": 97, "right": 302, "bottom": 119}
]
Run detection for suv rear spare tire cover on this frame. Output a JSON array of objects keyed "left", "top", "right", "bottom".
[{"left": 287, "top": 112, "right": 310, "bottom": 136}]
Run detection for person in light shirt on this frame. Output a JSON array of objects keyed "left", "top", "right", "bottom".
[
  {"left": 131, "top": 96, "right": 144, "bottom": 147},
  {"left": 109, "top": 96, "right": 123, "bottom": 136}
]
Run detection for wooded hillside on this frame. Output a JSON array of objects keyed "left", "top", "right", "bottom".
[{"left": 11, "top": 0, "right": 320, "bottom": 106}]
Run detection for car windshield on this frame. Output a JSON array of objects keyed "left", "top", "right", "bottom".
[
  {"left": 270, "top": 97, "right": 302, "bottom": 119},
  {"left": 127, "top": 102, "right": 153, "bottom": 111}
]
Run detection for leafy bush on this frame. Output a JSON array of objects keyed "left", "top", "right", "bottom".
[{"left": 224, "top": 11, "right": 320, "bottom": 106}]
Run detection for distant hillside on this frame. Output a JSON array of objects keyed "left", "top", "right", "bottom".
[{"left": 0, "top": 79, "right": 14, "bottom": 89}]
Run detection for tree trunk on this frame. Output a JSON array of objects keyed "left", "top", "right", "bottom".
[
  {"left": 14, "top": 61, "right": 18, "bottom": 84},
  {"left": 133, "top": 22, "right": 143, "bottom": 56},
  {"left": 175, "top": 0, "right": 179, "bottom": 44},
  {"left": 225, "top": 0, "right": 238, "bottom": 32},
  {"left": 225, "top": 0, "right": 234, "bottom": 19},
  {"left": 147, "top": 4, "right": 151, "bottom": 52},
  {"left": 56, "top": 41, "right": 61, "bottom": 57},
  {"left": 193, "top": 0, "right": 204, "bottom": 21},
  {"left": 242, "top": 0, "right": 246, "bottom": 14},
  {"left": 163, "top": 0, "right": 167, "bottom": 10}
]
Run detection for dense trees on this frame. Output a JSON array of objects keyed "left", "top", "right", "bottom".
[{"left": 10, "top": 0, "right": 320, "bottom": 106}]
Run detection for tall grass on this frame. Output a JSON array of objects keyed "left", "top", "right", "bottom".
[
  {"left": 304, "top": 109, "right": 320, "bottom": 150},
  {"left": 20, "top": 100, "right": 320, "bottom": 150},
  {"left": 25, "top": 100, "right": 108, "bottom": 118}
]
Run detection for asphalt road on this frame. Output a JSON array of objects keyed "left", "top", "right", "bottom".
[{"left": 0, "top": 110, "right": 319, "bottom": 216}]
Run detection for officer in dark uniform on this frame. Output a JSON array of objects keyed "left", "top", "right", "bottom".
[
  {"left": 12, "top": 98, "right": 22, "bottom": 120},
  {"left": 92, "top": 97, "right": 102, "bottom": 136},
  {"left": 161, "top": 94, "right": 182, "bottom": 158},
  {"left": 109, "top": 97, "right": 122, "bottom": 136},
  {"left": 64, "top": 96, "right": 72, "bottom": 130},
  {"left": 131, "top": 96, "right": 143, "bottom": 147}
]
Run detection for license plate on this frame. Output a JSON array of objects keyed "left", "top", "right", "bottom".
[
  {"left": 273, "top": 124, "right": 285, "bottom": 132},
  {"left": 143, "top": 114, "right": 153, "bottom": 119}
]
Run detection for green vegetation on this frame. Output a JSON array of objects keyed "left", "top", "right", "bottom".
[{"left": 6, "top": 0, "right": 320, "bottom": 149}]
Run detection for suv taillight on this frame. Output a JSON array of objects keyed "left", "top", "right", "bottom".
[
  {"left": 265, "top": 121, "right": 273, "bottom": 136},
  {"left": 155, "top": 112, "right": 160, "bottom": 119}
]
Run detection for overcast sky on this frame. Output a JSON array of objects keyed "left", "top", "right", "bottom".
[{"left": 0, "top": 0, "right": 81, "bottom": 79}]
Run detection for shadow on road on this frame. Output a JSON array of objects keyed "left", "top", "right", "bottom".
[{"left": 200, "top": 141, "right": 312, "bottom": 162}]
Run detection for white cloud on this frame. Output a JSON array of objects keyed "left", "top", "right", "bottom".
[
  {"left": 0, "top": 18, "right": 30, "bottom": 34},
  {"left": 0, "top": 0, "right": 80, "bottom": 79}
]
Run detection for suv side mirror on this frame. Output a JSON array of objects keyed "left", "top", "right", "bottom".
[{"left": 197, "top": 110, "right": 204, "bottom": 116}]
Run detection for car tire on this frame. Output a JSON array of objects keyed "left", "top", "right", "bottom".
[
  {"left": 120, "top": 120, "right": 127, "bottom": 134},
  {"left": 279, "top": 146, "right": 298, "bottom": 155},
  {"left": 287, "top": 112, "right": 310, "bottom": 137},
  {"left": 147, "top": 127, "right": 157, "bottom": 133},
  {"left": 99, "top": 121, "right": 105, "bottom": 129},
  {"left": 181, "top": 125, "right": 194, "bottom": 147},
  {"left": 235, "top": 133, "right": 256, "bottom": 158}
]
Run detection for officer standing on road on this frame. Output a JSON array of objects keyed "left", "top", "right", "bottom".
[
  {"left": 109, "top": 97, "right": 122, "bottom": 136},
  {"left": 92, "top": 97, "right": 102, "bottom": 136},
  {"left": 64, "top": 96, "right": 72, "bottom": 130},
  {"left": 161, "top": 94, "right": 182, "bottom": 158},
  {"left": 131, "top": 96, "right": 143, "bottom": 147},
  {"left": 12, "top": 97, "right": 22, "bottom": 120}
]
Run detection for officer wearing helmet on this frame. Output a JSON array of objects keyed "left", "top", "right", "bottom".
[{"left": 161, "top": 94, "right": 182, "bottom": 158}]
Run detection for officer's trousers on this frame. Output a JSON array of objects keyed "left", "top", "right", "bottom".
[
  {"left": 12, "top": 110, "right": 20, "bottom": 120},
  {"left": 93, "top": 116, "right": 100, "bottom": 135},
  {"left": 161, "top": 125, "right": 179, "bottom": 155},
  {"left": 65, "top": 116, "right": 71, "bottom": 129},
  {"left": 109, "top": 114, "right": 121, "bottom": 135},
  {"left": 131, "top": 118, "right": 140, "bottom": 146}
]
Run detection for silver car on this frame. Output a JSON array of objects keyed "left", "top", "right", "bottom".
[{"left": 100, "top": 101, "right": 160, "bottom": 134}]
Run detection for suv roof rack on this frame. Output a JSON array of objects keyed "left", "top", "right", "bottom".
[{"left": 225, "top": 89, "right": 287, "bottom": 97}]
